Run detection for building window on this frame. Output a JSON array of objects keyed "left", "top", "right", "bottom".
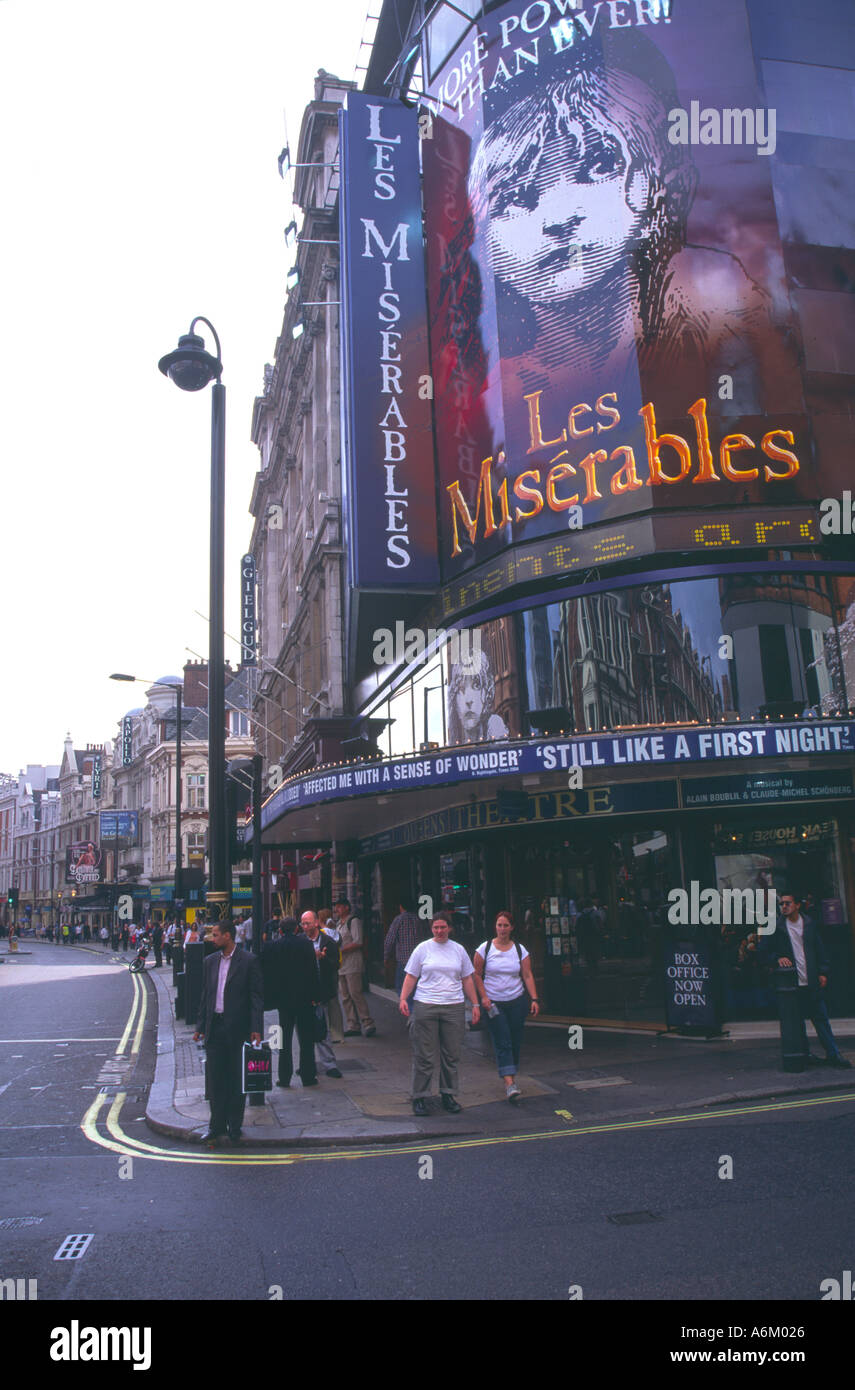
[
  {"left": 230, "top": 711, "right": 249, "bottom": 737},
  {"left": 187, "top": 774, "right": 206, "bottom": 809}
]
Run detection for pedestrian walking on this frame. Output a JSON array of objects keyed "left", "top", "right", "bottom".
[
  {"left": 151, "top": 920, "right": 163, "bottom": 968},
  {"left": 262, "top": 908, "right": 282, "bottom": 943},
  {"left": 334, "top": 898, "right": 376, "bottom": 1037},
  {"left": 760, "top": 889, "right": 851, "bottom": 1068},
  {"left": 121, "top": 923, "right": 129, "bottom": 951},
  {"left": 474, "top": 910, "right": 539, "bottom": 1103},
  {"left": 261, "top": 917, "right": 318, "bottom": 1088},
  {"left": 399, "top": 914, "right": 481, "bottom": 1116},
  {"left": 184, "top": 922, "right": 202, "bottom": 949},
  {"left": 299, "top": 910, "right": 343, "bottom": 1078},
  {"left": 100, "top": 925, "right": 109, "bottom": 948},
  {"left": 383, "top": 898, "right": 423, "bottom": 992},
  {"left": 194, "top": 920, "right": 264, "bottom": 1144}
]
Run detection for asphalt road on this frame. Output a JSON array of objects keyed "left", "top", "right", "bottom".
[{"left": 2, "top": 944, "right": 854, "bottom": 1305}]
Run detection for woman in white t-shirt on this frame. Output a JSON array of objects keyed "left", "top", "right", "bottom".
[
  {"left": 399, "top": 915, "right": 481, "bottom": 1117},
  {"left": 474, "top": 910, "right": 539, "bottom": 1103}
]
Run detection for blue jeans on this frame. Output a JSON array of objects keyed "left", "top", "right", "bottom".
[
  {"left": 394, "top": 962, "right": 407, "bottom": 994},
  {"left": 486, "top": 993, "right": 530, "bottom": 1078},
  {"left": 798, "top": 988, "right": 842, "bottom": 1059}
]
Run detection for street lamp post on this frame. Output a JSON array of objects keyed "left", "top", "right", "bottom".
[
  {"left": 110, "top": 675, "right": 183, "bottom": 924},
  {"left": 158, "top": 319, "right": 229, "bottom": 927}
]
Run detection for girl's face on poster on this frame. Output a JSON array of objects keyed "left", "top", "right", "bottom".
[{"left": 483, "top": 116, "right": 648, "bottom": 304}]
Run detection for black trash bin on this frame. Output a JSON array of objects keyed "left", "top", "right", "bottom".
[{"left": 775, "top": 965, "right": 808, "bottom": 1072}]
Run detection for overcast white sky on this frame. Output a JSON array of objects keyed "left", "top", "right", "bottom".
[{"left": 0, "top": 0, "right": 371, "bottom": 775}]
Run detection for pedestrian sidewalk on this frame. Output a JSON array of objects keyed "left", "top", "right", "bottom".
[{"left": 145, "top": 964, "right": 855, "bottom": 1147}]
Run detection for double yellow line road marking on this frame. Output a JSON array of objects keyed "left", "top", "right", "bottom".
[{"left": 80, "top": 969, "right": 855, "bottom": 1168}]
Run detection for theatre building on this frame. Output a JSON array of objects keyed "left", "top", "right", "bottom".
[{"left": 250, "top": 0, "right": 855, "bottom": 1025}]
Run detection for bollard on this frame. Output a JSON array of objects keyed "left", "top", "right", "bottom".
[
  {"left": 175, "top": 971, "right": 185, "bottom": 1021},
  {"left": 172, "top": 942, "right": 184, "bottom": 989},
  {"left": 775, "top": 966, "right": 808, "bottom": 1072}
]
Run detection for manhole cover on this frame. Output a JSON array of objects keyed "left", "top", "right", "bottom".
[
  {"left": 54, "top": 1233, "right": 94, "bottom": 1260},
  {"left": 0, "top": 1216, "right": 43, "bottom": 1230},
  {"left": 607, "top": 1211, "right": 663, "bottom": 1226}
]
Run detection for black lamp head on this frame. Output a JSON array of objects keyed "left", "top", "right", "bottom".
[{"left": 158, "top": 332, "right": 222, "bottom": 392}]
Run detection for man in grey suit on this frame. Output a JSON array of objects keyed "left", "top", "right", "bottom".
[{"left": 194, "top": 919, "right": 264, "bottom": 1143}]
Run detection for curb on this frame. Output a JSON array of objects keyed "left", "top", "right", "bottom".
[
  {"left": 145, "top": 967, "right": 475, "bottom": 1148},
  {"left": 145, "top": 969, "right": 855, "bottom": 1149}
]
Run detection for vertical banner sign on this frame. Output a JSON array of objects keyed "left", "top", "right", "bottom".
[
  {"left": 121, "top": 716, "right": 133, "bottom": 766},
  {"left": 92, "top": 753, "right": 102, "bottom": 799},
  {"left": 339, "top": 93, "right": 440, "bottom": 589},
  {"left": 240, "top": 554, "right": 257, "bottom": 666}
]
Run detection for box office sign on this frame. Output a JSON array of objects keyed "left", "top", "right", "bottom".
[
  {"left": 263, "top": 719, "right": 855, "bottom": 828},
  {"left": 339, "top": 93, "right": 439, "bottom": 588},
  {"left": 664, "top": 937, "right": 720, "bottom": 1031}
]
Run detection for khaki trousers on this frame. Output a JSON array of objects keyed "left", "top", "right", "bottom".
[
  {"left": 410, "top": 1000, "right": 465, "bottom": 1098},
  {"left": 339, "top": 971, "right": 374, "bottom": 1032}
]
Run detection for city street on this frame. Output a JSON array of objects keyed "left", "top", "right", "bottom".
[{"left": 2, "top": 944, "right": 854, "bottom": 1308}]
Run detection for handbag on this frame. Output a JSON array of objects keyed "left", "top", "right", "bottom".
[{"left": 241, "top": 1041, "right": 273, "bottom": 1094}]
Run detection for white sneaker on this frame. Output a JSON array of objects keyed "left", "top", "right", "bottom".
[{"left": 506, "top": 1083, "right": 521, "bottom": 1102}]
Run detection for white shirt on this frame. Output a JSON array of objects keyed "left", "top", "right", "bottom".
[
  {"left": 476, "top": 940, "right": 529, "bottom": 1001},
  {"left": 215, "top": 949, "right": 234, "bottom": 1013},
  {"left": 785, "top": 916, "right": 808, "bottom": 987},
  {"left": 404, "top": 939, "right": 473, "bottom": 1004}
]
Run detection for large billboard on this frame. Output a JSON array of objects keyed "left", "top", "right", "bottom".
[
  {"left": 420, "top": 0, "right": 839, "bottom": 588},
  {"left": 66, "top": 842, "right": 105, "bottom": 886}
]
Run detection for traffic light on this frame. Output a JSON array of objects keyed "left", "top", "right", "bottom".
[
  {"left": 225, "top": 759, "right": 254, "bottom": 865},
  {"left": 7, "top": 887, "right": 18, "bottom": 908}
]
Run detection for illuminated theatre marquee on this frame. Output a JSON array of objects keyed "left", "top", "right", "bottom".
[
  {"left": 446, "top": 392, "right": 800, "bottom": 556},
  {"left": 420, "top": 0, "right": 830, "bottom": 609}
]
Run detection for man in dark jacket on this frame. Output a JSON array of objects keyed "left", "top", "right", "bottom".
[
  {"left": 760, "top": 890, "right": 851, "bottom": 1068},
  {"left": 300, "top": 910, "right": 343, "bottom": 1079},
  {"left": 194, "top": 920, "right": 264, "bottom": 1142},
  {"left": 261, "top": 917, "right": 318, "bottom": 1088}
]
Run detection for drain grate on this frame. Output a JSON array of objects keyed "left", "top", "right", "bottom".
[
  {"left": 607, "top": 1210, "right": 663, "bottom": 1226},
  {"left": 99, "top": 1085, "right": 146, "bottom": 1099},
  {"left": 0, "top": 1216, "right": 43, "bottom": 1230},
  {"left": 54, "top": 1233, "right": 94, "bottom": 1261}
]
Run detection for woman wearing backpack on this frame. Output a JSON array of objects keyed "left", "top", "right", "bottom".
[{"left": 474, "top": 910, "right": 539, "bottom": 1103}]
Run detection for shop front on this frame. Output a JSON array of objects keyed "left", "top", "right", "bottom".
[{"left": 257, "top": 728, "right": 855, "bottom": 1027}]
